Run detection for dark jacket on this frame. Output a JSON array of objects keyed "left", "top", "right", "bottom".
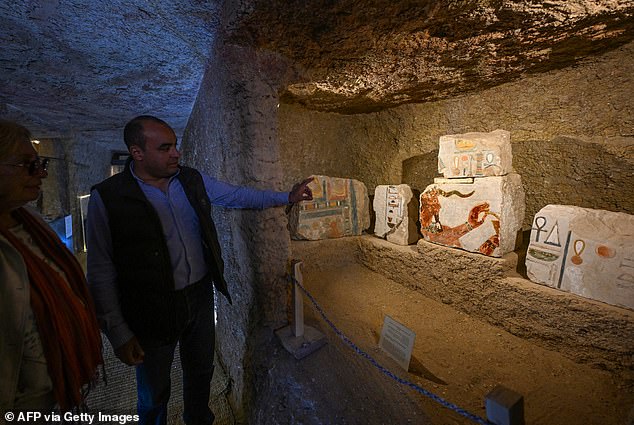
[{"left": 93, "top": 163, "right": 231, "bottom": 342}]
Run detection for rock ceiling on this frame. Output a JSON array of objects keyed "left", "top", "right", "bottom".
[
  {"left": 0, "top": 0, "right": 219, "bottom": 137},
  {"left": 238, "top": 0, "right": 634, "bottom": 113},
  {"left": 0, "top": 0, "right": 632, "bottom": 136}
]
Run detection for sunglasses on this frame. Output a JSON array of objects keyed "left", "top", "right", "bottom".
[{"left": 1, "top": 157, "right": 50, "bottom": 176}]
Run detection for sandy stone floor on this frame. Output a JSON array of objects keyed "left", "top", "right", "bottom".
[{"left": 254, "top": 257, "right": 634, "bottom": 425}]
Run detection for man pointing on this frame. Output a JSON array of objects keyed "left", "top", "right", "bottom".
[{"left": 87, "top": 115, "right": 312, "bottom": 425}]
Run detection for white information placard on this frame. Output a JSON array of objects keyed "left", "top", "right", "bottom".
[
  {"left": 379, "top": 315, "right": 416, "bottom": 371},
  {"left": 64, "top": 214, "right": 73, "bottom": 238}
]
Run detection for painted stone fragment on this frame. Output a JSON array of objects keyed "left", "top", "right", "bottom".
[
  {"left": 289, "top": 175, "right": 370, "bottom": 240},
  {"left": 419, "top": 173, "right": 525, "bottom": 257},
  {"left": 373, "top": 184, "right": 419, "bottom": 246},
  {"left": 438, "top": 129, "right": 512, "bottom": 178},
  {"left": 526, "top": 205, "right": 634, "bottom": 310}
]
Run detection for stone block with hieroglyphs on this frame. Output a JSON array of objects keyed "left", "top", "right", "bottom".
[
  {"left": 526, "top": 205, "right": 634, "bottom": 310},
  {"left": 438, "top": 129, "right": 512, "bottom": 178},
  {"left": 373, "top": 184, "right": 419, "bottom": 246},
  {"left": 419, "top": 173, "right": 525, "bottom": 257},
  {"left": 289, "top": 175, "right": 370, "bottom": 240}
]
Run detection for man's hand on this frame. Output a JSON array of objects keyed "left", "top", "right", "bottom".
[
  {"left": 289, "top": 177, "right": 314, "bottom": 203},
  {"left": 114, "top": 336, "right": 145, "bottom": 366}
]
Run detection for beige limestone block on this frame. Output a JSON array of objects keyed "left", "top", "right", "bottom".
[
  {"left": 289, "top": 175, "right": 370, "bottom": 240},
  {"left": 438, "top": 129, "right": 512, "bottom": 178},
  {"left": 373, "top": 184, "right": 419, "bottom": 246},
  {"left": 419, "top": 173, "right": 525, "bottom": 257},
  {"left": 526, "top": 205, "right": 634, "bottom": 310}
]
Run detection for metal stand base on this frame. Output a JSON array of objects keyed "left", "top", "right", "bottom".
[
  {"left": 485, "top": 385, "right": 525, "bottom": 425},
  {"left": 275, "top": 325, "right": 327, "bottom": 360}
]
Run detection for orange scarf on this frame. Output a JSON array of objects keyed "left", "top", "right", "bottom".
[{"left": 0, "top": 207, "right": 103, "bottom": 410}]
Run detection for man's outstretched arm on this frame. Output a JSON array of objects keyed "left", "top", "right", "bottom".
[{"left": 203, "top": 175, "right": 314, "bottom": 209}]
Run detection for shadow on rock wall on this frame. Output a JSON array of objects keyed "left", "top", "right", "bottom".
[
  {"left": 513, "top": 137, "right": 634, "bottom": 227},
  {"left": 401, "top": 150, "right": 439, "bottom": 193}
]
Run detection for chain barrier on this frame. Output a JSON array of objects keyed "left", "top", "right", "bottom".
[{"left": 287, "top": 274, "right": 494, "bottom": 425}]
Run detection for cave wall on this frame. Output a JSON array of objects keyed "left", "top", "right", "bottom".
[
  {"left": 65, "top": 133, "right": 121, "bottom": 258},
  {"left": 181, "top": 40, "right": 296, "bottom": 420},
  {"left": 279, "top": 41, "right": 634, "bottom": 227},
  {"left": 29, "top": 132, "right": 118, "bottom": 262},
  {"left": 178, "top": 20, "right": 633, "bottom": 423},
  {"left": 37, "top": 138, "right": 69, "bottom": 221}
]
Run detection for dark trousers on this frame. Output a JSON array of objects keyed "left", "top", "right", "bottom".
[{"left": 136, "top": 281, "right": 215, "bottom": 425}]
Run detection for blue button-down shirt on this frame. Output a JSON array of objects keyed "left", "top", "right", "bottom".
[{"left": 86, "top": 164, "right": 289, "bottom": 348}]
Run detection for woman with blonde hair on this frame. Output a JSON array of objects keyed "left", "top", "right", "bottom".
[{"left": 0, "top": 120, "right": 102, "bottom": 412}]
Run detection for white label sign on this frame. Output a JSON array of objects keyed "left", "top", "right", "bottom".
[
  {"left": 64, "top": 214, "right": 73, "bottom": 238},
  {"left": 379, "top": 315, "right": 416, "bottom": 371}
]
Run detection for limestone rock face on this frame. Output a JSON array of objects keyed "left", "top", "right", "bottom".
[
  {"left": 0, "top": 1, "right": 220, "bottom": 137},
  {"left": 257, "top": 2, "right": 634, "bottom": 114},
  {"left": 526, "top": 205, "right": 634, "bottom": 310},
  {"left": 373, "top": 184, "right": 419, "bottom": 246},
  {"left": 438, "top": 129, "right": 512, "bottom": 178},
  {"left": 289, "top": 175, "right": 369, "bottom": 240},
  {"left": 419, "top": 174, "right": 525, "bottom": 257},
  {"left": 4, "top": 1, "right": 633, "bottom": 135}
]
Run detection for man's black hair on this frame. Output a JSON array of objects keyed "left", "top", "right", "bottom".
[{"left": 123, "top": 115, "right": 170, "bottom": 149}]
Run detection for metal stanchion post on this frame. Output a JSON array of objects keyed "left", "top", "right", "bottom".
[{"left": 275, "top": 260, "right": 327, "bottom": 359}]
